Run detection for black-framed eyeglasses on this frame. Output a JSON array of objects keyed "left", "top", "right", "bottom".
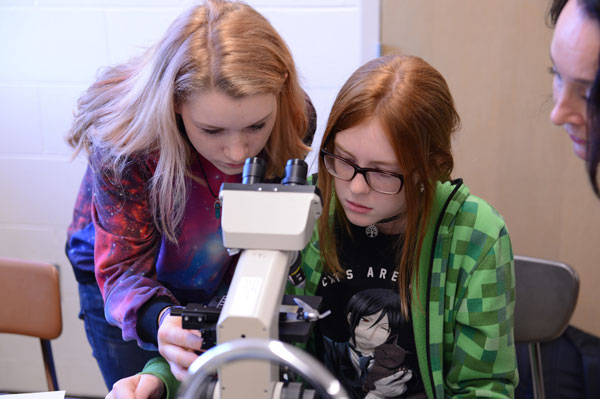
[{"left": 320, "top": 148, "right": 404, "bottom": 195}]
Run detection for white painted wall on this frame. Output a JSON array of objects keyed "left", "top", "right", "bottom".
[{"left": 0, "top": 0, "right": 380, "bottom": 396}]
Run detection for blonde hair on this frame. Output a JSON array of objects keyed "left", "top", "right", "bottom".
[
  {"left": 318, "top": 55, "right": 460, "bottom": 317},
  {"left": 67, "top": 0, "right": 309, "bottom": 242}
]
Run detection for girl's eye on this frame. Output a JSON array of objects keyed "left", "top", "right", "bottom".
[
  {"left": 580, "top": 88, "right": 591, "bottom": 102},
  {"left": 202, "top": 128, "right": 223, "bottom": 135},
  {"left": 249, "top": 122, "right": 266, "bottom": 131},
  {"left": 549, "top": 66, "right": 564, "bottom": 83}
]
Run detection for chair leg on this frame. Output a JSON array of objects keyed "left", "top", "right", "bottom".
[
  {"left": 529, "top": 342, "right": 544, "bottom": 399},
  {"left": 40, "top": 339, "right": 59, "bottom": 391}
]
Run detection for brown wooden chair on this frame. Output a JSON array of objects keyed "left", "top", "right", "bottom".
[
  {"left": 0, "top": 257, "right": 62, "bottom": 391},
  {"left": 513, "top": 255, "right": 580, "bottom": 399}
]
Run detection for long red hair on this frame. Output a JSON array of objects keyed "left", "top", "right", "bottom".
[{"left": 318, "top": 55, "right": 460, "bottom": 317}]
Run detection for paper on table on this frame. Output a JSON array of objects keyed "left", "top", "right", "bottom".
[{"left": 1, "top": 392, "right": 65, "bottom": 399}]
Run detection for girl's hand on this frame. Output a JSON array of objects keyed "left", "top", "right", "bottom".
[
  {"left": 106, "top": 373, "right": 164, "bottom": 399},
  {"left": 157, "top": 312, "right": 204, "bottom": 380}
]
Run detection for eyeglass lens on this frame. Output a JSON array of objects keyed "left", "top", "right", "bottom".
[{"left": 323, "top": 154, "right": 402, "bottom": 194}]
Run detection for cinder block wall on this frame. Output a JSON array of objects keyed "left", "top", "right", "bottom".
[{"left": 0, "top": 0, "right": 379, "bottom": 396}]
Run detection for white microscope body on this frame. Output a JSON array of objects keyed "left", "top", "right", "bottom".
[{"left": 215, "top": 158, "right": 322, "bottom": 399}]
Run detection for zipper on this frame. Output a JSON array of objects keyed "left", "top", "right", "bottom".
[{"left": 425, "top": 179, "right": 463, "bottom": 398}]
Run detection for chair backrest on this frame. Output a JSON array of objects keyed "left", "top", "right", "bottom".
[
  {"left": 0, "top": 257, "right": 62, "bottom": 391},
  {"left": 513, "top": 255, "right": 579, "bottom": 343},
  {"left": 0, "top": 257, "right": 62, "bottom": 339}
]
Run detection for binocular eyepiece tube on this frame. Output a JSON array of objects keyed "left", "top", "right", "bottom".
[
  {"left": 242, "top": 157, "right": 266, "bottom": 184},
  {"left": 242, "top": 157, "right": 308, "bottom": 185},
  {"left": 281, "top": 159, "right": 308, "bottom": 186}
]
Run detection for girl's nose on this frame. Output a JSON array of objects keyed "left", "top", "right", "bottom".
[
  {"left": 349, "top": 172, "right": 371, "bottom": 194},
  {"left": 550, "top": 87, "right": 585, "bottom": 128},
  {"left": 225, "top": 135, "right": 248, "bottom": 163}
]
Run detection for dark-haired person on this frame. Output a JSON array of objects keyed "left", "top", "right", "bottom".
[
  {"left": 513, "top": 2, "right": 600, "bottom": 397},
  {"left": 549, "top": 0, "right": 600, "bottom": 195}
]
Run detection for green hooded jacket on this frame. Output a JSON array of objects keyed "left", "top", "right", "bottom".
[{"left": 287, "top": 179, "right": 518, "bottom": 398}]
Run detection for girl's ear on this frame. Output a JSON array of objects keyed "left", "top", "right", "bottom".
[{"left": 347, "top": 312, "right": 352, "bottom": 324}]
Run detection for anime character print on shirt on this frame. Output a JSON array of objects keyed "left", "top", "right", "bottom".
[{"left": 321, "top": 288, "right": 423, "bottom": 399}]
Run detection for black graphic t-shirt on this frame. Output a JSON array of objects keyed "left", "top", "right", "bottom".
[{"left": 315, "top": 222, "right": 425, "bottom": 399}]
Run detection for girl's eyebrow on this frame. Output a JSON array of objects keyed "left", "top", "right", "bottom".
[
  {"left": 247, "top": 112, "right": 273, "bottom": 127},
  {"left": 193, "top": 111, "right": 273, "bottom": 130},
  {"left": 335, "top": 142, "right": 399, "bottom": 169},
  {"left": 334, "top": 144, "right": 354, "bottom": 158}
]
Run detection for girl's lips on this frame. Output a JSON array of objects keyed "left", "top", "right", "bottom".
[
  {"left": 346, "top": 200, "right": 372, "bottom": 214},
  {"left": 222, "top": 162, "right": 245, "bottom": 170},
  {"left": 569, "top": 134, "right": 587, "bottom": 145}
]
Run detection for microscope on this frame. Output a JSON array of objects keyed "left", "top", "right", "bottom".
[{"left": 175, "top": 158, "right": 348, "bottom": 399}]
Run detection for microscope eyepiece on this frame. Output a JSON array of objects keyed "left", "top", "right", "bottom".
[
  {"left": 242, "top": 157, "right": 266, "bottom": 184},
  {"left": 281, "top": 159, "right": 308, "bottom": 186}
]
